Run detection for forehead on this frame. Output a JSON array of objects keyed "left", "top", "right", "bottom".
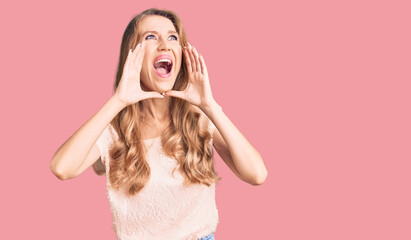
[{"left": 138, "top": 15, "right": 176, "bottom": 34}]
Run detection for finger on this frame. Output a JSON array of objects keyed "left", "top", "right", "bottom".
[
  {"left": 134, "top": 41, "right": 142, "bottom": 52},
  {"left": 164, "top": 90, "right": 186, "bottom": 100},
  {"left": 143, "top": 91, "right": 165, "bottom": 99},
  {"left": 134, "top": 41, "right": 146, "bottom": 72},
  {"left": 131, "top": 41, "right": 143, "bottom": 66},
  {"left": 199, "top": 54, "right": 208, "bottom": 76},
  {"left": 184, "top": 47, "right": 193, "bottom": 74},
  {"left": 188, "top": 43, "right": 197, "bottom": 72},
  {"left": 131, "top": 43, "right": 140, "bottom": 64},
  {"left": 123, "top": 49, "right": 133, "bottom": 75},
  {"left": 192, "top": 46, "right": 201, "bottom": 73}
]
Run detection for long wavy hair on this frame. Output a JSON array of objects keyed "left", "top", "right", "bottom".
[{"left": 107, "top": 8, "right": 221, "bottom": 196}]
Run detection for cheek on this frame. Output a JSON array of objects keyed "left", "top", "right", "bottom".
[
  {"left": 176, "top": 52, "right": 183, "bottom": 68},
  {"left": 142, "top": 47, "right": 154, "bottom": 66},
  {"left": 143, "top": 52, "right": 150, "bottom": 66}
]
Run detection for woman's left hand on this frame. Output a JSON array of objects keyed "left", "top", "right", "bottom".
[{"left": 164, "top": 43, "right": 215, "bottom": 110}]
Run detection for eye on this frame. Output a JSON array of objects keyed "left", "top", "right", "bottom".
[
  {"left": 169, "top": 35, "right": 178, "bottom": 41},
  {"left": 145, "top": 34, "right": 155, "bottom": 40},
  {"left": 144, "top": 34, "right": 178, "bottom": 41}
]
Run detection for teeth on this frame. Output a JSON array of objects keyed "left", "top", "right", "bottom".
[{"left": 154, "top": 58, "right": 172, "bottom": 65}]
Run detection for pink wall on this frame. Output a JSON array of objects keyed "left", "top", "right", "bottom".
[{"left": 2, "top": 0, "right": 410, "bottom": 239}]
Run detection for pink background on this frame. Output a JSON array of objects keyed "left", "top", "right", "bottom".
[{"left": 1, "top": 0, "right": 410, "bottom": 239}]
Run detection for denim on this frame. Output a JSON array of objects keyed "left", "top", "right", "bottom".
[{"left": 198, "top": 232, "right": 215, "bottom": 240}]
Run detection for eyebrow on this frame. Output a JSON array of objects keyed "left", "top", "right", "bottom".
[{"left": 141, "top": 30, "right": 178, "bottom": 36}]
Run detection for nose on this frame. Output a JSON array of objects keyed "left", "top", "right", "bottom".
[{"left": 157, "top": 38, "right": 171, "bottom": 51}]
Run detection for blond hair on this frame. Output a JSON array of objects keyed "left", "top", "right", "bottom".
[{"left": 107, "top": 8, "right": 221, "bottom": 196}]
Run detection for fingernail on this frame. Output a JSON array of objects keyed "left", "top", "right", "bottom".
[{"left": 188, "top": 42, "right": 191, "bottom": 47}]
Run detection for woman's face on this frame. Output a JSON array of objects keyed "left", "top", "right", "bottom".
[{"left": 138, "top": 15, "right": 183, "bottom": 94}]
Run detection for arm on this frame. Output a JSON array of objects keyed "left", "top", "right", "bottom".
[
  {"left": 50, "top": 40, "right": 162, "bottom": 180},
  {"left": 50, "top": 96, "right": 126, "bottom": 180},
  {"left": 202, "top": 101, "right": 268, "bottom": 186},
  {"left": 164, "top": 43, "right": 267, "bottom": 186}
]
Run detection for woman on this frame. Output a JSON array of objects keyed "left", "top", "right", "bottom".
[{"left": 50, "top": 8, "right": 267, "bottom": 240}]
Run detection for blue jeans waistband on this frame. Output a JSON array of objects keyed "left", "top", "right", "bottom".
[{"left": 198, "top": 232, "right": 215, "bottom": 240}]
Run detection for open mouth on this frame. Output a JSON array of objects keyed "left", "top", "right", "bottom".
[{"left": 153, "top": 58, "right": 173, "bottom": 77}]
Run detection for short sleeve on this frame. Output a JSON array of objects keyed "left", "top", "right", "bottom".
[{"left": 95, "top": 123, "right": 116, "bottom": 166}]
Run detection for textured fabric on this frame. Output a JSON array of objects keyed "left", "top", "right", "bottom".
[{"left": 96, "top": 111, "right": 218, "bottom": 240}]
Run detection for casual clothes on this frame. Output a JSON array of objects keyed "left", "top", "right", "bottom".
[{"left": 96, "top": 111, "right": 219, "bottom": 240}]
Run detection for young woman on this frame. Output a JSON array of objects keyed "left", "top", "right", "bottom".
[{"left": 50, "top": 8, "right": 267, "bottom": 240}]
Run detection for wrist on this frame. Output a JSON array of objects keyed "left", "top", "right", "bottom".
[
  {"left": 110, "top": 94, "right": 128, "bottom": 110},
  {"left": 201, "top": 99, "right": 222, "bottom": 115}
]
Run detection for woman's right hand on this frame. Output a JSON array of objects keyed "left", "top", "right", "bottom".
[{"left": 114, "top": 40, "right": 164, "bottom": 107}]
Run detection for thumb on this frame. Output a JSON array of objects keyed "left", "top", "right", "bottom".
[
  {"left": 164, "top": 90, "right": 186, "bottom": 100},
  {"left": 143, "top": 91, "right": 165, "bottom": 99}
]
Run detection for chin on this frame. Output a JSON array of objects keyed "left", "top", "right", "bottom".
[{"left": 154, "top": 81, "right": 175, "bottom": 93}]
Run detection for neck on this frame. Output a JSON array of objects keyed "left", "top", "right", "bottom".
[{"left": 141, "top": 95, "right": 171, "bottom": 122}]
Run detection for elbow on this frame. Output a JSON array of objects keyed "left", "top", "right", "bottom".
[
  {"left": 50, "top": 159, "right": 70, "bottom": 181},
  {"left": 251, "top": 169, "right": 268, "bottom": 186},
  {"left": 50, "top": 166, "right": 68, "bottom": 181}
]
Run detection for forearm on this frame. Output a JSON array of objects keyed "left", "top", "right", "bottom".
[
  {"left": 50, "top": 95, "right": 126, "bottom": 179},
  {"left": 201, "top": 100, "right": 267, "bottom": 183}
]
